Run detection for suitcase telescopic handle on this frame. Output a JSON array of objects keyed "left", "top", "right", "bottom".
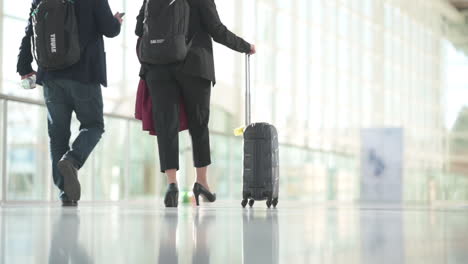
[{"left": 245, "top": 54, "right": 251, "bottom": 127}]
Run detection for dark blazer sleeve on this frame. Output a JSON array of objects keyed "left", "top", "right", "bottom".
[
  {"left": 17, "top": 2, "right": 36, "bottom": 76},
  {"left": 94, "top": 0, "right": 121, "bottom": 38},
  {"left": 135, "top": 0, "right": 147, "bottom": 37},
  {"left": 198, "top": 0, "right": 251, "bottom": 53},
  {"left": 136, "top": 1, "right": 147, "bottom": 78}
]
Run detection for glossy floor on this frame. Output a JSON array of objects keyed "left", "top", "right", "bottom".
[{"left": 1, "top": 202, "right": 468, "bottom": 264}]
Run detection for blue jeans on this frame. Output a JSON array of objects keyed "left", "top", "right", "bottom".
[{"left": 43, "top": 80, "right": 104, "bottom": 200}]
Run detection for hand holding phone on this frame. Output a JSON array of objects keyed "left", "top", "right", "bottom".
[{"left": 114, "top": 12, "right": 125, "bottom": 24}]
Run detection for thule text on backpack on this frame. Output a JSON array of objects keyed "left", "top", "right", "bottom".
[
  {"left": 50, "top": 34, "right": 57, "bottom": 53},
  {"left": 150, "top": 39, "right": 165, "bottom": 44},
  {"left": 31, "top": 0, "right": 80, "bottom": 70},
  {"left": 138, "top": 0, "right": 191, "bottom": 64}
]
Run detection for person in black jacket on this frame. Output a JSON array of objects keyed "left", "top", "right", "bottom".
[
  {"left": 17, "top": 0, "right": 123, "bottom": 206},
  {"left": 136, "top": 0, "right": 255, "bottom": 207}
]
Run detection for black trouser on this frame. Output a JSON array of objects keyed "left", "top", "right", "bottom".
[
  {"left": 43, "top": 79, "right": 104, "bottom": 200},
  {"left": 146, "top": 64, "right": 212, "bottom": 173}
]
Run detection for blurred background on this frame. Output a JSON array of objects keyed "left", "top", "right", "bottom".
[{"left": 1, "top": 0, "right": 468, "bottom": 203}]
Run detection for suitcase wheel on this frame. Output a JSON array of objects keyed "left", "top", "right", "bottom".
[
  {"left": 272, "top": 198, "right": 278, "bottom": 208},
  {"left": 266, "top": 199, "right": 272, "bottom": 208},
  {"left": 248, "top": 199, "right": 255, "bottom": 207},
  {"left": 241, "top": 199, "right": 248, "bottom": 208}
]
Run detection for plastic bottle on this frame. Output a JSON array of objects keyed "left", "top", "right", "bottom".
[{"left": 21, "top": 74, "right": 37, "bottom": 90}]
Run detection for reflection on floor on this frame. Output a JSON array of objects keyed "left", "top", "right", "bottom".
[{"left": 1, "top": 202, "right": 468, "bottom": 263}]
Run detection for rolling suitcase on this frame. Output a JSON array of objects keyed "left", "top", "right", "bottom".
[{"left": 241, "top": 55, "right": 280, "bottom": 208}]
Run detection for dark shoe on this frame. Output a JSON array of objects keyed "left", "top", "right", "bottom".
[
  {"left": 193, "top": 183, "right": 216, "bottom": 206},
  {"left": 61, "top": 200, "right": 78, "bottom": 207},
  {"left": 164, "top": 183, "right": 179, "bottom": 208},
  {"left": 58, "top": 159, "right": 81, "bottom": 201}
]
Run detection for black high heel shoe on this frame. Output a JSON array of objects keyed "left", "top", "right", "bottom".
[
  {"left": 164, "top": 183, "right": 179, "bottom": 208},
  {"left": 193, "top": 182, "right": 216, "bottom": 206}
]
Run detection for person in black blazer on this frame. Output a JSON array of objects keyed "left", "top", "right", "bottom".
[
  {"left": 17, "top": 0, "right": 123, "bottom": 206},
  {"left": 136, "top": 0, "right": 255, "bottom": 207},
  {"left": 18, "top": 0, "right": 122, "bottom": 87}
]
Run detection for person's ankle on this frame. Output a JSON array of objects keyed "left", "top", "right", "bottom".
[
  {"left": 167, "top": 176, "right": 177, "bottom": 185},
  {"left": 196, "top": 180, "right": 210, "bottom": 189},
  {"left": 196, "top": 178, "right": 206, "bottom": 184},
  {"left": 168, "top": 180, "right": 178, "bottom": 185}
]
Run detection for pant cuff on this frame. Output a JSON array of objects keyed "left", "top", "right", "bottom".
[
  {"left": 160, "top": 167, "right": 180, "bottom": 173},
  {"left": 62, "top": 152, "right": 82, "bottom": 169},
  {"left": 194, "top": 160, "right": 211, "bottom": 168}
]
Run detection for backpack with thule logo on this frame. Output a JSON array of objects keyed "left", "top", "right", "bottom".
[
  {"left": 31, "top": 0, "right": 80, "bottom": 71},
  {"left": 139, "top": 0, "right": 191, "bottom": 65}
]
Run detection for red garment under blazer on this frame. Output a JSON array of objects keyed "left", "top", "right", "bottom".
[{"left": 134, "top": 39, "right": 188, "bottom": 135}]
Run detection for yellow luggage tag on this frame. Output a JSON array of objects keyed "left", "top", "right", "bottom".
[{"left": 234, "top": 126, "right": 245, "bottom": 136}]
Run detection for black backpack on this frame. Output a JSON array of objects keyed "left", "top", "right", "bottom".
[
  {"left": 139, "top": 0, "right": 191, "bottom": 65},
  {"left": 31, "top": 0, "right": 80, "bottom": 71}
]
